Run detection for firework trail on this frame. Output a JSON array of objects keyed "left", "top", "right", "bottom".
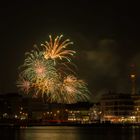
[{"left": 17, "top": 35, "right": 91, "bottom": 103}]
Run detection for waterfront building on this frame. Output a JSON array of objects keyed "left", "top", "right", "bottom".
[
  {"left": 89, "top": 103, "right": 102, "bottom": 123},
  {"left": 100, "top": 92, "right": 134, "bottom": 123},
  {"left": 131, "top": 94, "right": 140, "bottom": 122},
  {"left": 100, "top": 91, "right": 140, "bottom": 123},
  {"left": 66, "top": 102, "right": 93, "bottom": 123}
]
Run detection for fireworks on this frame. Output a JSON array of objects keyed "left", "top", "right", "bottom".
[
  {"left": 17, "top": 35, "right": 91, "bottom": 104},
  {"left": 61, "top": 75, "right": 90, "bottom": 103},
  {"left": 41, "top": 35, "right": 76, "bottom": 61},
  {"left": 17, "top": 76, "right": 30, "bottom": 93}
]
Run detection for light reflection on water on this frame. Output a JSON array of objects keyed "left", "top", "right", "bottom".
[
  {"left": 0, "top": 126, "right": 140, "bottom": 140},
  {"left": 20, "top": 126, "right": 80, "bottom": 140}
]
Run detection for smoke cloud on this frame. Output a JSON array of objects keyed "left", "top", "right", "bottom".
[{"left": 76, "top": 39, "right": 137, "bottom": 102}]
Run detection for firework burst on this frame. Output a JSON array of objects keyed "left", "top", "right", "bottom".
[
  {"left": 60, "top": 75, "right": 90, "bottom": 103},
  {"left": 17, "top": 76, "right": 31, "bottom": 93},
  {"left": 17, "top": 35, "right": 91, "bottom": 103},
  {"left": 41, "top": 35, "right": 76, "bottom": 61}
]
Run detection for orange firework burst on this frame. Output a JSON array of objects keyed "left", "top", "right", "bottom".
[{"left": 41, "top": 35, "right": 76, "bottom": 61}]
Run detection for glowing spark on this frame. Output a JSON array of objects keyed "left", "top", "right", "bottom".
[
  {"left": 17, "top": 77, "right": 30, "bottom": 93},
  {"left": 17, "top": 35, "right": 91, "bottom": 104},
  {"left": 41, "top": 35, "right": 76, "bottom": 61},
  {"left": 61, "top": 75, "right": 91, "bottom": 104}
]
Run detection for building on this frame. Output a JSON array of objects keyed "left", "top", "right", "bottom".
[
  {"left": 100, "top": 92, "right": 135, "bottom": 123},
  {"left": 0, "top": 93, "right": 23, "bottom": 119},
  {"left": 66, "top": 102, "right": 93, "bottom": 124},
  {"left": 89, "top": 103, "right": 102, "bottom": 123},
  {"left": 132, "top": 94, "right": 140, "bottom": 122}
]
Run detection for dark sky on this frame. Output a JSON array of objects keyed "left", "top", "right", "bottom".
[{"left": 0, "top": 1, "right": 140, "bottom": 101}]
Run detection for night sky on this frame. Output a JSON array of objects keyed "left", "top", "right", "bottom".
[{"left": 0, "top": 1, "right": 140, "bottom": 101}]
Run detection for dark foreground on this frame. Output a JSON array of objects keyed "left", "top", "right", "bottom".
[
  {"left": 0, "top": 125, "right": 140, "bottom": 140},
  {"left": 1, "top": 120, "right": 140, "bottom": 128}
]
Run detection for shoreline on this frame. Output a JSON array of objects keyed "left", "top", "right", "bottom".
[{"left": 0, "top": 122, "right": 140, "bottom": 128}]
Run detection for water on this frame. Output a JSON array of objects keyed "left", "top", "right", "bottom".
[{"left": 0, "top": 126, "right": 140, "bottom": 140}]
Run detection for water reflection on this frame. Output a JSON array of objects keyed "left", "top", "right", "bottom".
[
  {"left": 0, "top": 126, "right": 140, "bottom": 140},
  {"left": 20, "top": 126, "right": 80, "bottom": 140}
]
